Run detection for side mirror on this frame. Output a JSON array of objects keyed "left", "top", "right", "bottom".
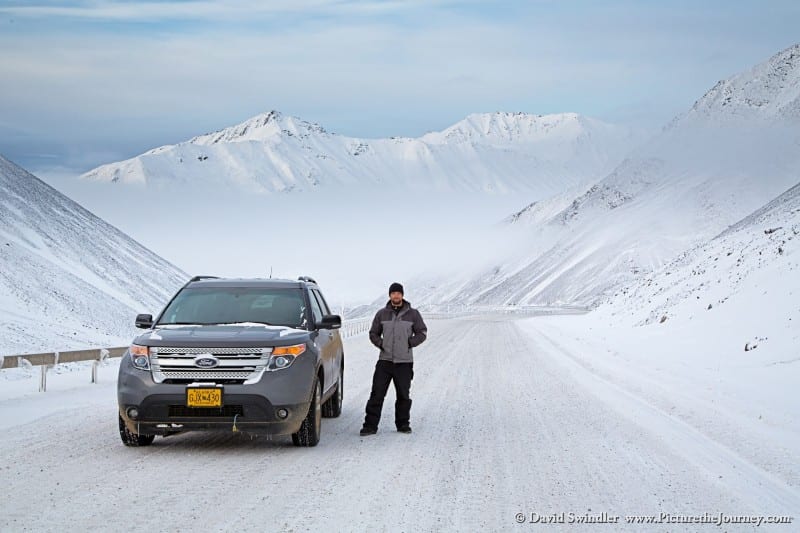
[
  {"left": 317, "top": 314, "right": 342, "bottom": 330},
  {"left": 135, "top": 314, "right": 154, "bottom": 329}
]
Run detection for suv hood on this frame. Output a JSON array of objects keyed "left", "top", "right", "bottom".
[{"left": 134, "top": 324, "right": 310, "bottom": 348}]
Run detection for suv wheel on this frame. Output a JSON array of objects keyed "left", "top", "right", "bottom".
[
  {"left": 292, "top": 377, "right": 321, "bottom": 447},
  {"left": 322, "top": 364, "right": 343, "bottom": 418},
  {"left": 118, "top": 415, "right": 155, "bottom": 447}
]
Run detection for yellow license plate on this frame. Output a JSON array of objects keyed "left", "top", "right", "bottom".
[{"left": 186, "top": 388, "right": 222, "bottom": 407}]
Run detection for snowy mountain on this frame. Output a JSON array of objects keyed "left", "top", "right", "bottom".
[
  {"left": 601, "top": 180, "right": 800, "bottom": 328},
  {"left": 417, "top": 43, "right": 800, "bottom": 308},
  {"left": 672, "top": 43, "right": 800, "bottom": 125},
  {"left": 0, "top": 156, "right": 187, "bottom": 355},
  {"left": 80, "top": 111, "right": 634, "bottom": 197}
]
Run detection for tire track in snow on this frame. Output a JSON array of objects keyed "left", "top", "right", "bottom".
[
  {"left": 1, "top": 317, "right": 794, "bottom": 532},
  {"left": 527, "top": 323, "right": 800, "bottom": 517}
]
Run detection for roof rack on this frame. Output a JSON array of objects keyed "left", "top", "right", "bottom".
[
  {"left": 297, "top": 276, "right": 317, "bottom": 284},
  {"left": 189, "top": 275, "right": 220, "bottom": 283}
]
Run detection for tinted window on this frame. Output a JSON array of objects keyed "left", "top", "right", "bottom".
[
  {"left": 312, "top": 289, "right": 332, "bottom": 315},
  {"left": 158, "top": 287, "right": 307, "bottom": 328},
  {"left": 308, "top": 290, "right": 324, "bottom": 325}
]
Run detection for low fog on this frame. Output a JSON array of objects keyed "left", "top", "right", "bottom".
[{"left": 43, "top": 173, "right": 532, "bottom": 310}]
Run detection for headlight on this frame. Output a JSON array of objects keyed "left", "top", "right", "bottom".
[
  {"left": 267, "top": 344, "right": 306, "bottom": 371},
  {"left": 130, "top": 344, "right": 150, "bottom": 370}
]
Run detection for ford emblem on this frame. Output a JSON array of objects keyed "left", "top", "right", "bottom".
[{"left": 194, "top": 356, "right": 219, "bottom": 369}]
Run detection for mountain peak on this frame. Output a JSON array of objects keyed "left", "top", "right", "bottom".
[
  {"left": 422, "top": 111, "right": 611, "bottom": 145},
  {"left": 675, "top": 42, "right": 800, "bottom": 126},
  {"left": 188, "top": 110, "right": 329, "bottom": 146}
]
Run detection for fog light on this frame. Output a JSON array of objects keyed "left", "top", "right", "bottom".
[
  {"left": 127, "top": 407, "right": 139, "bottom": 419},
  {"left": 276, "top": 408, "right": 288, "bottom": 419}
]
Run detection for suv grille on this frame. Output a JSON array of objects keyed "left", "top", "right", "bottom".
[
  {"left": 154, "top": 347, "right": 266, "bottom": 355},
  {"left": 150, "top": 347, "right": 273, "bottom": 385}
]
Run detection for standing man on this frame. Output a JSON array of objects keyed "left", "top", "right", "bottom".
[{"left": 360, "top": 282, "right": 427, "bottom": 436}]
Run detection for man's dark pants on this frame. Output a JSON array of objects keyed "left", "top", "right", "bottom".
[{"left": 364, "top": 360, "right": 414, "bottom": 430}]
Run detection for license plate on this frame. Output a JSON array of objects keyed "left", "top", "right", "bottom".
[{"left": 186, "top": 387, "right": 223, "bottom": 407}]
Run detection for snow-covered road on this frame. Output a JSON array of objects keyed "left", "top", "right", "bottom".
[{"left": 1, "top": 316, "right": 797, "bottom": 532}]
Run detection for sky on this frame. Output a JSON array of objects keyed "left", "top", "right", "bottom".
[{"left": 1, "top": 0, "right": 799, "bottom": 174}]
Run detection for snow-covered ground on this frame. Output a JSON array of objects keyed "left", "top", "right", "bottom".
[{"left": 1, "top": 316, "right": 797, "bottom": 532}]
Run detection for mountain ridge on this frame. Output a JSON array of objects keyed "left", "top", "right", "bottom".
[
  {"left": 80, "top": 110, "right": 636, "bottom": 197},
  {"left": 415, "top": 43, "right": 800, "bottom": 309}
]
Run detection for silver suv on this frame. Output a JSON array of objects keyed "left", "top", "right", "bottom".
[{"left": 117, "top": 276, "right": 343, "bottom": 447}]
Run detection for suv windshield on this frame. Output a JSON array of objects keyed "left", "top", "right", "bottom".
[{"left": 158, "top": 287, "right": 307, "bottom": 328}]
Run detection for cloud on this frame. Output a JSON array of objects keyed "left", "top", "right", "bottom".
[
  {"left": 1, "top": 1, "right": 798, "bottom": 172},
  {"left": 0, "top": 0, "right": 458, "bottom": 23}
]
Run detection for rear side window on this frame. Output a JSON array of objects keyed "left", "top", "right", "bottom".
[
  {"left": 158, "top": 287, "right": 307, "bottom": 328},
  {"left": 312, "top": 289, "right": 331, "bottom": 315},
  {"left": 308, "top": 290, "right": 324, "bottom": 325}
]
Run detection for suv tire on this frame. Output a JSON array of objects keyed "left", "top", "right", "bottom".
[
  {"left": 292, "top": 377, "right": 321, "bottom": 447},
  {"left": 322, "top": 363, "right": 343, "bottom": 418},
  {"left": 118, "top": 415, "right": 155, "bottom": 447}
]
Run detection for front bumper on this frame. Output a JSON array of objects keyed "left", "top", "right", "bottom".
[
  {"left": 118, "top": 350, "right": 315, "bottom": 436},
  {"left": 119, "top": 394, "right": 310, "bottom": 436}
]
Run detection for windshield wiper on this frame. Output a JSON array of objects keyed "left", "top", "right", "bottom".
[
  {"left": 213, "top": 321, "right": 277, "bottom": 326},
  {"left": 157, "top": 321, "right": 291, "bottom": 328}
]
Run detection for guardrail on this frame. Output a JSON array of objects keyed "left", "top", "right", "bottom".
[
  {"left": 1, "top": 347, "right": 128, "bottom": 371},
  {"left": 1, "top": 347, "right": 127, "bottom": 392},
  {"left": 419, "top": 305, "right": 588, "bottom": 317},
  {"left": 340, "top": 318, "right": 371, "bottom": 337}
]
